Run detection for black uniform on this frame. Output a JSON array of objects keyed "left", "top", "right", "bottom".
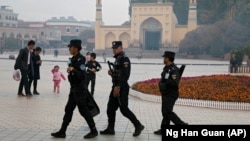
[
  {"left": 52, "top": 39, "right": 98, "bottom": 139},
  {"left": 159, "top": 63, "right": 187, "bottom": 127},
  {"left": 101, "top": 51, "right": 144, "bottom": 136},
  {"left": 86, "top": 60, "right": 102, "bottom": 96},
  {"left": 63, "top": 53, "right": 96, "bottom": 129}
]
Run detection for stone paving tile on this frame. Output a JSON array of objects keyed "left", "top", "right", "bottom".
[{"left": 0, "top": 56, "right": 250, "bottom": 141}]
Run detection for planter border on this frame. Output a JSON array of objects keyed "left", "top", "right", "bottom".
[{"left": 129, "top": 89, "right": 250, "bottom": 111}]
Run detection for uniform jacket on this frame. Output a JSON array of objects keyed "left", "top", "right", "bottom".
[
  {"left": 159, "top": 63, "right": 180, "bottom": 94},
  {"left": 68, "top": 53, "right": 86, "bottom": 87},
  {"left": 112, "top": 51, "right": 130, "bottom": 87}
]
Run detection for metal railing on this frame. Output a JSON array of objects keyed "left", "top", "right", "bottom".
[{"left": 229, "top": 65, "right": 250, "bottom": 73}]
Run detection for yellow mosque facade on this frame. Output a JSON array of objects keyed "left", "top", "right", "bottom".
[{"left": 94, "top": 0, "right": 197, "bottom": 51}]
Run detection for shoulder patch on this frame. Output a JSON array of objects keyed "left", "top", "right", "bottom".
[
  {"left": 124, "top": 62, "right": 129, "bottom": 68},
  {"left": 80, "top": 64, "right": 86, "bottom": 70},
  {"left": 171, "top": 67, "right": 175, "bottom": 70},
  {"left": 171, "top": 74, "right": 177, "bottom": 80}
]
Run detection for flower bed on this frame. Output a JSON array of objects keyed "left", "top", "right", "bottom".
[{"left": 131, "top": 74, "right": 250, "bottom": 103}]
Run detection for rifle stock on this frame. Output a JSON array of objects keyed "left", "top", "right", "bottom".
[{"left": 107, "top": 61, "right": 121, "bottom": 106}]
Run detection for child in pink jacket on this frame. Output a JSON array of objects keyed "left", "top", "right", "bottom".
[{"left": 51, "top": 65, "right": 66, "bottom": 93}]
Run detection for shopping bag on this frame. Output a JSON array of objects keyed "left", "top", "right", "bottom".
[{"left": 13, "top": 69, "right": 21, "bottom": 81}]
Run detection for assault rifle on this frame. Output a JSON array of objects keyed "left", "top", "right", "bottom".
[
  {"left": 107, "top": 61, "right": 121, "bottom": 106},
  {"left": 179, "top": 65, "right": 186, "bottom": 78}
]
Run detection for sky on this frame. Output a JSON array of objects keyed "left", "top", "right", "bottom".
[{"left": 0, "top": 0, "right": 130, "bottom": 25}]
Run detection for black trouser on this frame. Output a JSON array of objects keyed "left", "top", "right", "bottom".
[
  {"left": 161, "top": 91, "right": 186, "bottom": 127},
  {"left": 86, "top": 75, "right": 96, "bottom": 96},
  {"left": 230, "top": 66, "right": 237, "bottom": 73},
  {"left": 18, "top": 69, "right": 30, "bottom": 94},
  {"left": 106, "top": 83, "right": 140, "bottom": 128},
  {"left": 62, "top": 87, "right": 96, "bottom": 130},
  {"left": 29, "top": 79, "right": 38, "bottom": 92}
]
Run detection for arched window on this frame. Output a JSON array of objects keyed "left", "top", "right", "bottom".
[
  {"left": 66, "top": 27, "right": 70, "bottom": 33},
  {"left": 75, "top": 27, "right": 79, "bottom": 33},
  {"left": 9, "top": 33, "right": 15, "bottom": 38},
  {"left": 119, "top": 32, "right": 130, "bottom": 48},
  {"left": 105, "top": 32, "right": 116, "bottom": 48},
  {"left": 24, "top": 34, "right": 30, "bottom": 39},
  {"left": 16, "top": 33, "right": 22, "bottom": 39}
]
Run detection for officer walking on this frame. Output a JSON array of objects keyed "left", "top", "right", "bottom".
[
  {"left": 100, "top": 41, "right": 144, "bottom": 136},
  {"left": 154, "top": 51, "right": 188, "bottom": 135},
  {"left": 51, "top": 39, "right": 98, "bottom": 139}
]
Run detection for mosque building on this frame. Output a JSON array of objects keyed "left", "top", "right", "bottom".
[{"left": 94, "top": 0, "right": 197, "bottom": 51}]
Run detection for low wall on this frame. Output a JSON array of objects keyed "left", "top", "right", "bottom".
[{"left": 129, "top": 89, "right": 250, "bottom": 111}]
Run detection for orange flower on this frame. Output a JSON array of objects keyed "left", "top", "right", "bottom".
[{"left": 131, "top": 75, "right": 250, "bottom": 103}]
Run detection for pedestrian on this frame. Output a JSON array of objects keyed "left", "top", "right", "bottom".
[
  {"left": 86, "top": 51, "right": 91, "bottom": 63},
  {"left": 14, "top": 40, "right": 35, "bottom": 97},
  {"left": 103, "top": 51, "right": 107, "bottom": 63},
  {"left": 42, "top": 49, "right": 45, "bottom": 56},
  {"left": 51, "top": 65, "right": 66, "bottom": 93},
  {"left": 29, "top": 47, "right": 42, "bottom": 95},
  {"left": 229, "top": 53, "right": 238, "bottom": 73},
  {"left": 137, "top": 52, "right": 142, "bottom": 60},
  {"left": 54, "top": 49, "right": 58, "bottom": 58},
  {"left": 100, "top": 41, "right": 144, "bottom": 136},
  {"left": 51, "top": 39, "right": 98, "bottom": 139},
  {"left": 154, "top": 51, "right": 188, "bottom": 135},
  {"left": 86, "top": 52, "right": 102, "bottom": 96}
]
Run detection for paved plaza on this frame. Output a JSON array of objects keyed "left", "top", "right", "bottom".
[{"left": 0, "top": 54, "right": 250, "bottom": 141}]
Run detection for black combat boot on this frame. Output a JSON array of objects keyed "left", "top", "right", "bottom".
[
  {"left": 51, "top": 131, "right": 66, "bottom": 138},
  {"left": 84, "top": 128, "right": 98, "bottom": 139},
  {"left": 51, "top": 123, "right": 67, "bottom": 138},
  {"left": 33, "top": 91, "right": 40, "bottom": 95},
  {"left": 154, "top": 129, "right": 162, "bottom": 135},
  {"left": 133, "top": 123, "right": 145, "bottom": 136},
  {"left": 100, "top": 124, "right": 115, "bottom": 135}
]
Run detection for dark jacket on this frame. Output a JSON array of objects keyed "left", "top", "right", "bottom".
[
  {"left": 86, "top": 60, "right": 102, "bottom": 77},
  {"left": 68, "top": 53, "right": 86, "bottom": 88},
  {"left": 111, "top": 51, "right": 131, "bottom": 87},
  {"left": 32, "top": 52, "right": 41, "bottom": 80},
  {"left": 159, "top": 63, "right": 180, "bottom": 95},
  {"left": 14, "top": 48, "right": 32, "bottom": 70},
  {"left": 230, "top": 58, "right": 238, "bottom": 67}
]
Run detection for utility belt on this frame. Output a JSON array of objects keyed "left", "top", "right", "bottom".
[
  {"left": 68, "top": 74, "right": 84, "bottom": 84},
  {"left": 159, "top": 81, "right": 178, "bottom": 94},
  {"left": 111, "top": 70, "right": 121, "bottom": 81},
  {"left": 159, "top": 81, "right": 167, "bottom": 92}
]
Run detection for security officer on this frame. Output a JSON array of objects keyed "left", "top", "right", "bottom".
[
  {"left": 154, "top": 51, "right": 188, "bottom": 135},
  {"left": 51, "top": 39, "right": 98, "bottom": 139},
  {"left": 100, "top": 41, "right": 144, "bottom": 137}
]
